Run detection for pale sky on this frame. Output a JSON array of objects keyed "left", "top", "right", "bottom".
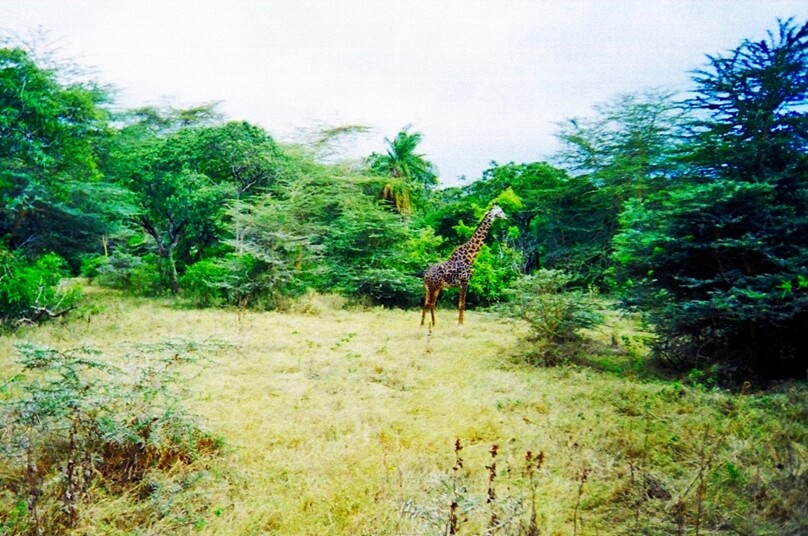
[{"left": 4, "top": 1, "right": 808, "bottom": 184}]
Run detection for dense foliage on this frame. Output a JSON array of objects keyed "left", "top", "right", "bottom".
[
  {"left": 367, "top": 125, "right": 438, "bottom": 215},
  {"left": 1, "top": 19, "right": 806, "bottom": 379},
  {"left": 614, "top": 19, "right": 808, "bottom": 378},
  {"left": 0, "top": 47, "right": 114, "bottom": 268},
  {"left": 0, "top": 249, "right": 79, "bottom": 325}
]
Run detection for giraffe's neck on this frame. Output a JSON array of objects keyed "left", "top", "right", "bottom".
[{"left": 450, "top": 211, "right": 495, "bottom": 264}]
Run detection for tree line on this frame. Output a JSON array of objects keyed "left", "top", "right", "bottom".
[{"left": 1, "top": 19, "right": 806, "bottom": 379}]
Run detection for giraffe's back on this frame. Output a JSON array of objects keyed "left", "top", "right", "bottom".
[{"left": 425, "top": 260, "right": 472, "bottom": 288}]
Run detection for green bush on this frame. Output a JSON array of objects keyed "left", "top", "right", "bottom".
[
  {"left": 465, "top": 244, "right": 520, "bottom": 306},
  {"left": 0, "top": 342, "right": 220, "bottom": 534},
  {"left": 0, "top": 249, "right": 79, "bottom": 326},
  {"left": 93, "top": 251, "right": 165, "bottom": 296},
  {"left": 78, "top": 253, "right": 106, "bottom": 280},
  {"left": 129, "top": 254, "right": 167, "bottom": 296},
  {"left": 502, "top": 269, "right": 603, "bottom": 365},
  {"left": 93, "top": 250, "right": 143, "bottom": 289},
  {"left": 180, "top": 258, "right": 232, "bottom": 307},
  {"left": 181, "top": 254, "right": 294, "bottom": 310},
  {"left": 353, "top": 268, "right": 423, "bottom": 307}
]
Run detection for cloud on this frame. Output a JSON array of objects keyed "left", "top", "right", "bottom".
[{"left": 4, "top": 0, "right": 807, "bottom": 183}]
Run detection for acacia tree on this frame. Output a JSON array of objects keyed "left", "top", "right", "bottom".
[
  {"left": 0, "top": 46, "right": 117, "bottom": 267},
  {"left": 104, "top": 108, "right": 291, "bottom": 294},
  {"left": 110, "top": 119, "right": 221, "bottom": 293},
  {"left": 614, "top": 19, "right": 808, "bottom": 378},
  {"left": 555, "top": 89, "right": 683, "bottom": 198},
  {"left": 551, "top": 91, "right": 684, "bottom": 282},
  {"left": 211, "top": 193, "right": 319, "bottom": 308},
  {"left": 160, "top": 120, "right": 289, "bottom": 259}
]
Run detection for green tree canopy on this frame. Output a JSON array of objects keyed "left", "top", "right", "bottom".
[
  {"left": 104, "top": 108, "right": 291, "bottom": 293},
  {"left": 367, "top": 126, "right": 438, "bottom": 215},
  {"left": 470, "top": 162, "right": 612, "bottom": 279},
  {"left": 555, "top": 89, "right": 683, "bottom": 196},
  {"left": 614, "top": 19, "right": 808, "bottom": 378},
  {"left": 0, "top": 46, "right": 118, "bottom": 267}
]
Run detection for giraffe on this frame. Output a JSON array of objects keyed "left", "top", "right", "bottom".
[{"left": 420, "top": 205, "right": 507, "bottom": 326}]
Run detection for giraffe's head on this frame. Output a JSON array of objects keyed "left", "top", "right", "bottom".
[{"left": 488, "top": 205, "right": 508, "bottom": 220}]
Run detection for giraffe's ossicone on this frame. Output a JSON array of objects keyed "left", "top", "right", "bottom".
[{"left": 420, "top": 205, "right": 507, "bottom": 327}]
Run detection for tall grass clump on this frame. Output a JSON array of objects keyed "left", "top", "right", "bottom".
[{"left": 0, "top": 342, "right": 221, "bottom": 535}]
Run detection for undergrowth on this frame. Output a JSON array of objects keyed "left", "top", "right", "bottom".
[
  {"left": 402, "top": 405, "right": 807, "bottom": 535},
  {"left": 0, "top": 341, "right": 222, "bottom": 535}
]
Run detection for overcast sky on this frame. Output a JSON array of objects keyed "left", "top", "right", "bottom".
[{"left": 4, "top": 1, "right": 808, "bottom": 184}]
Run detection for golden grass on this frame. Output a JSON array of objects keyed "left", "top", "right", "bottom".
[{"left": 1, "top": 287, "right": 806, "bottom": 535}]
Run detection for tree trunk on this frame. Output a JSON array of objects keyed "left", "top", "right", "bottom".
[{"left": 166, "top": 247, "right": 179, "bottom": 294}]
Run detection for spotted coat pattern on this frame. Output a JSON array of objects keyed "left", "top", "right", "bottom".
[{"left": 420, "top": 205, "right": 507, "bottom": 326}]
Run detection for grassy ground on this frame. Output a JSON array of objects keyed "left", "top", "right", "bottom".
[{"left": 1, "top": 287, "right": 806, "bottom": 535}]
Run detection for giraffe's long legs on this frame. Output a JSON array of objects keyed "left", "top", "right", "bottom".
[
  {"left": 429, "top": 288, "right": 441, "bottom": 327},
  {"left": 420, "top": 285, "right": 431, "bottom": 326},
  {"left": 421, "top": 285, "right": 442, "bottom": 327},
  {"left": 458, "top": 281, "right": 467, "bottom": 325}
]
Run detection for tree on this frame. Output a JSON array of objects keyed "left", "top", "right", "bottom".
[
  {"left": 108, "top": 116, "right": 221, "bottom": 293},
  {"left": 322, "top": 192, "right": 422, "bottom": 305},
  {"left": 368, "top": 126, "right": 438, "bottom": 214},
  {"left": 469, "top": 162, "right": 614, "bottom": 281},
  {"left": 218, "top": 188, "right": 322, "bottom": 308},
  {"left": 614, "top": 19, "right": 808, "bottom": 378},
  {"left": 555, "top": 89, "right": 683, "bottom": 198},
  {"left": 105, "top": 111, "right": 289, "bottom": 294},
  {"left": 0, "top": 46, "right": 119, "bottom": 268},
  {"left": 550, "top": 91, "right": 685, "bottom": 284},
  {"left": 158, "top": 121, "right": 290, "bottom": 259},
  {"left": 133, "top": 165, "right": 226, "bottom": 294}
]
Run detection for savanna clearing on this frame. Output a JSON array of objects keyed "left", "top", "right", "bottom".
[{"left": 1, "top": 287, "right": 806, "bottom": 535}]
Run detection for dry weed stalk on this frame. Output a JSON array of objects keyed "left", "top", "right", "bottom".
[
  {"left": 448, "top": 438, "right": 464, "bottom": 535},
  {"left": 573, "top": 466, "right": 590, "bottom": 536},
  {"left": 237, "top": 295, "right": 249, "bottom": 333},
  {"left": 486, "top": 443, "right": 498, "bottom": 533},
  {"left": 24, "top": 429, "right": 42, "bottom": 536},
  {"left": 524, "top": 450, "right": 544, "bottom": 536},
  {"left": 630, "top": 395, "right": 653, "bottom": 532},
  {"left": 673, "top": 429, "right": 724, "bottom": 535}
]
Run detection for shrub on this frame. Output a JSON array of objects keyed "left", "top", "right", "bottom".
[
  {"left": 465, "top": 243, "right": 520, "bottom": 306},
  {"left": 180, "top": 254, "right": 288, "bottom": 309},
  {"left": 93, "top": 250, "right": 144, "bottom": 290},
  {"left": 78, "top": 253, "right": 106, "bottom": 280},
  {"left": 352, "top": 268, "right": 423, "bottom": 308},
  {"left": 502, "top": 269, "right": 603, "bottom": 364},
  {"left": 94, "top": 251, "right": 165, "bottom": 296},
  {"left": 0, "top": 342, "right": 220, "bottom": 534},
  {"left": 0, "top": 249, "right": 80, "bottom": 326},
  {"left": 128, "top": 253, "right": 165, "bottom": 296},
  {"left": 180, "top": 258, "right": 232, "bottom": 307}
]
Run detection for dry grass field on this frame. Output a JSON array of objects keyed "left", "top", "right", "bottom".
[{"left": 1, "top": 286, "right": 806, "bottom": 535}]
